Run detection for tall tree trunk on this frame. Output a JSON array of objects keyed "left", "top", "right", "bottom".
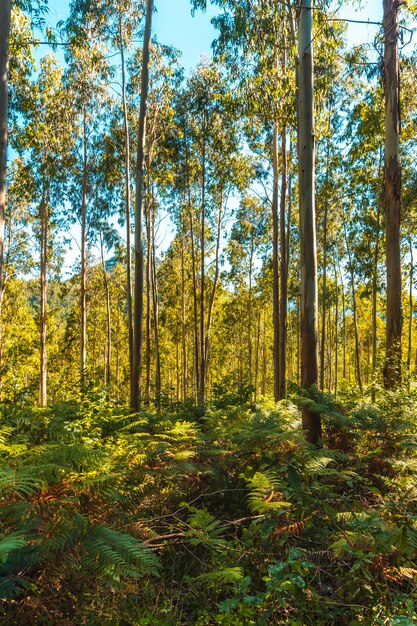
[
  {"left": 204, "top": 199, "right": 222, "bottom": 389},
  {"left": 131, "top": 0, "right": 154, "bottom": 411},
  {"left": 100, "top": 233, "right": 111, "bottom": 387},
  {"left": 345, "top": 228, "right": 363, "bottom": 393},
  {"left": 278, "top": 127, "right": 288, "bottom": 399},
  {"left": 119, "top": 15, "right": 133, "bottom": 379},
  {"left": 145, "top": 192, "right": 151, "bottom": 402},
  {"left": 298, "top": 0, "right": 321, "bottom": 444},
  {"left": 371, "top": 190, "right": 381, "bottom": 401},
  {"left": 319, "top": 125, "right": 331, "bottom": 391},
  {"left": 339, "top": 262, "right": 347, "bottom": 380},
  {"left": 254, "top": 310, "right": 261, "bottom": 401},
  {"left": 181, "top": 233, "right": 187, "bottom": 401},
  {"left": 407, "top": 237, "right": 413, "bottom": 380},
  {"left": 334, "top": 264, "right": 339, "bottom": 398},
  {"left": 0, "top": 0, "right": 11, "bottom": 312},
  {"left": 39, "top": 194, "right": 47, "bottom": 407},
  {"left": 248, "top": 231, "right": 254, "bottom": 390},
  {"left": 151, "top": 209, "right": 161, "bottom": 407},
  {"left": 272, "top": 123, "right": 280, "bottom": 402},
  {"left": 189, "top": 205, "right": 199, "bottom": 402},
  {"left": 198, "top": 137, "right": 206, "bottom": 404},
  {"left": 384, "top": 0, "right": 402, "bottom": 388},
  {"left": 80, "top": 110, "right": 88, "bottom": 387},
  {"left": 262, "top": 313, "right": 267, "bottom": 396}
]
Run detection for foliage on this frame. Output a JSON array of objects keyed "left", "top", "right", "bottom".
[{"left": 0, "top": 391, "right": 417, "bottom": 624}]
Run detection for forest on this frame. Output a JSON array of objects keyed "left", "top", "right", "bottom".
[{"left": 1, "top": 0, "right": 417, "bottom": 623}]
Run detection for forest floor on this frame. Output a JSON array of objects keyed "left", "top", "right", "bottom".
[{"left": 1, "top": 386, "right": 417, "bottom": 625}]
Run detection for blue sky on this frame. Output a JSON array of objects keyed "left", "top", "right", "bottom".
[{"left": 44, "top": 0, "right": 384, "bottom": 70}]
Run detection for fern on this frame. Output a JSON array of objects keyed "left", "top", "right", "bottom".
[
  {"left": 194, "top": 567, "right": 244, "bottom": 586},
  {"left": 0, "top": 532, "right": 26, "bottom": 564}
]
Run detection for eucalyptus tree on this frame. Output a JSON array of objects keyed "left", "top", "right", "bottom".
[
  {"left": 129, "top": 43, "right": 183, "bottom": 405},
  {"left": 227, "top": 195, "right": 268, "bottom": 392},
  {"left": 177, "top": 61, "right": 246, "bottom": 403},
  {"left": 1, "top": 0, "right": 49, "bottom": 313},
  {"left": 383, "top": 0, "right": 402, "bottom": 387},
  {"left": 297, "top": 0, "right": 321, "bottom": 443},
  {"left": 0, "top": 0, "right": 12, "bottom": 311},
  {"left": 64, "top": 0, "right": 113, "bottom": 387},
  {"left": 130, "top": 0, "right": 154, "bottom": 412},
  {"left": 106, "top": 0, "right": 146, "bottom": 382},
  {"left": 192, "top": 0, "right": 296, "bottom": 401},
  {"left": 24, "top": 57, "right": 74, "bottom": 406}
]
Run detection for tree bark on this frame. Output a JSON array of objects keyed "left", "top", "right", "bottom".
[
  {"left": 371, "top": 184, "right": 381, "bottom": 401},
  {"left": 272, "top": 123, "right": 280, "bottom": 402},
  {"left": 145, "top": 185, "right": 152, "bottom": 402},
  {"left": 131, "top": 0, "right": 154, "bottom": 411},
  {"left": 204, "top": 199, "right": 222, "bottom": 388},
  {"left": 80, "top": 110, "right": 88, "bottom": 387},
  {"left": 334, "top": 263, "right": 339, "bottom": 398},
  {"left": 254, "top": 310, "right": 261, "bottom": 400},
  {"left": 198, "top": 136, "right": 206, "bottom": 404},
  {"left": 248, "top": 231, "right": 254, "bottom": 390},
  {"left": 181, "top": 233, "right": 187, "bottom": 401},
  {"left": 407, "top": 237, "right": 413, "bottom": 380},
  {"left": 39, "top": 195, "right": 47, "bottom": 407},
  {"left": 151, "top": 204, "right": 161, "bottom": 406},
  {"left": 297, "top": 0, "right": 321, "bottom": 444},
  {"left": 319, "top": 125, "right": 331, "bottom": 391},
  {"left": 119, "top": 15, "right": 133, "bottom": 380},
  {"left": 189, "top": 203, "right": 199, "bottom": 402},
  {"left": 345, "top": 227, "right": 363, "bottom": 394},
  {"left": 278, "top": 127, "right": 288, "bottom": 399},
  {"left": 100, "top": 232, "right": 111, "bottom": 387},
  {"left": 384, "top": 0, "right": 402, "bottom": 388},
  {"left": 0, "top": 0, "right": 11, "bottom": 311}
]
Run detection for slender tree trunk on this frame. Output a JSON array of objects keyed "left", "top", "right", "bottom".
[
  {"left": 345, "top": 229, "right": 363, "bottom": 393},
  {"left": 407, "top": 238, "right": 413, "bottom": 379},
  {"left": 176, "top": 338, "right": 180, "bottom": 402},
  {"left": 0, "top": 0, "right": 11, "bottom": 311},
  {"left": 262, "top": 313, "right": 267, "bottom": 396},
  {"left": 189, "top": 205, "right": 199, "bottom": 402},
  {"left": 181, "top": 233, "right": 187, "bottom": 401},
  {"left": 255, "top": 311, "right": 261, "bottom": 401},
  {"left": 39, "top": 195, "right": 47, "bottom": 408},
  {"left": 131, "top": 0, "right": 154, "bottom": 411},
  {"left": 145, "top": 193, "right": 151, "bottom": 401},
  {"left": 204, "top": 199, "right": 222, "bottom": 388},
  {"left": 334, "top": 264, "right": 339, "bottom": 398},
  {"left": 278, "top": 127, "right": 288, "bottom": 399},
  {"left": 119, "top": 15, "right": 133, "bottom": 379},
  {"left": 80, "top": 110, "right": 88, "bottom": 387},
  {"left": 248, "top": 232, "right": 254, "bottom": 389},
  {"left": 384, "top": 0, "right": 402, "bottom": 388},
  {"left": 198, "top": 137, "right": 206, "bottom": 404},
  {"left": 151, "top": 210, "right": 161, "bottom": 406},
  {"left": 100, "top": 233, "right": 111, "bottom": 387},
  {"left": 339, "top": 264, "right": 347, "bottom": 380},
  {"left": 320, "top": 126, "right": 331, "bottom": 391},
  {"left": 272, "top": 123, "right": 280, "bottom": 402},
  {"left": 116, "top": 304, "right": 120, "bottom": 398},
  {"left": 298, "top": 0, "right": 320, "bottom": 444},
  {"left": 371, "top": 192, "right": 381, "bottom": 401}
]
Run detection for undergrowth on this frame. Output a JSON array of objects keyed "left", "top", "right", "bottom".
[{"left": 1, "top": 387, "right": 417, "bottom": 624}]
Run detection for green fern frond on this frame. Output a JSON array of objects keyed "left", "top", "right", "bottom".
[
  {"left": 0, "top": 532, "right": 26, "bottom": 564},
  {"left": 194, "top": 567, "right": 244, "bottom": 586},
  {"left": 85, "top": 525, "right": 160, "bottom": 576},
  {"left": 0, "top": 466, "right": 40, "bottom": 497}
]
